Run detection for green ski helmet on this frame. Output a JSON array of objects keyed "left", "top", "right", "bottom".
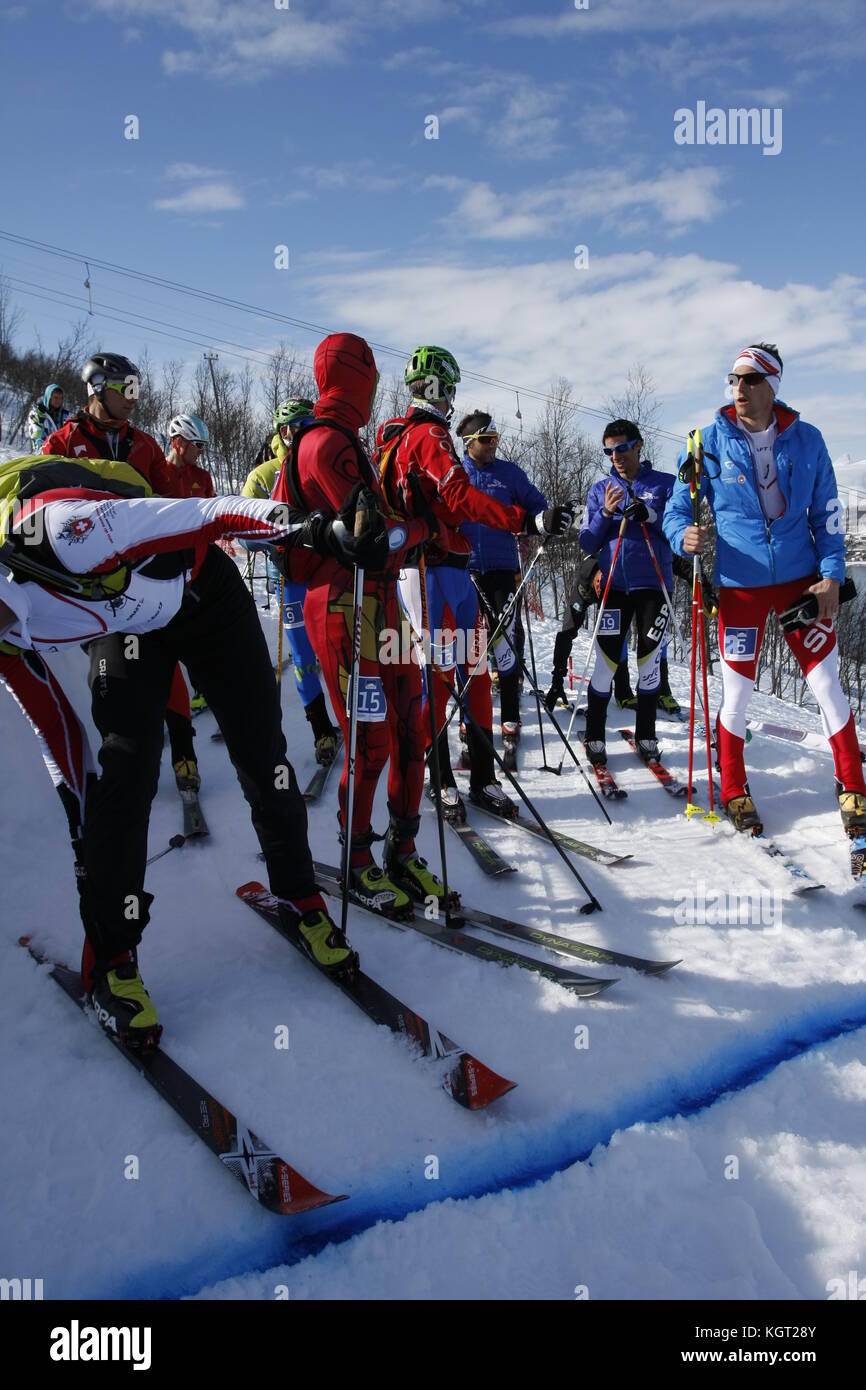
[
  {"left": 404, "top": 346, "right": 461, "bottom": 414},
  {"left": 273, "top": 397, "right": 314, "bottom": 429}
]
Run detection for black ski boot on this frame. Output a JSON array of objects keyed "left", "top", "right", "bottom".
[
  {"left": 635, "top": 691, "right": 660, "bottom": 762},
  {"left": 468, "top": 781, "right": 519, "bottom": 819},
  {"left": 305, "top": 691, "right": 340, "bottom": 765}
]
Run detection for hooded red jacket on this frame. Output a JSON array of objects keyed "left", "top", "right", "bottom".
[{"left": 274, "top": 332, "right": 426, "bottom": 587}]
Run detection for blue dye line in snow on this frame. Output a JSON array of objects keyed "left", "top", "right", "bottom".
[{"left": 118, "top": 991, "right": 866, "bottom": 1300}]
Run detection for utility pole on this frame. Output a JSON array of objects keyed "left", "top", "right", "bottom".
[{"left": 204, "top": 351, "right": 227, "bottom": 489}]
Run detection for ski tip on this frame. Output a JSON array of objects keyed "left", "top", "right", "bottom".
[
  {"left": 236, "top": 880, "right": 267, "bottom": 900},
  {"left": 448, "top": 1055, "right": 517, "bottom": 1110},
  {"left": 266, "top": 1166, "right": 349, "bottom": 1216},
  {"left": 646, "top": 959, "right": 683, "bottom": 976}
]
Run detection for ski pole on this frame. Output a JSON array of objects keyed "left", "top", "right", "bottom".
[
  {"left": 276, "top": 575, "right": 285, "bottom": 688},
  {"left": 471, "top": 574, "right": 611, "bottom": 823},
  {"left": 451, "top": 672, "right": 602, "bottom": 913},
  {"left": 403, "top": 612, "right": 602, "bottom": 912},
  {"left": 147, "top": 833, "right": 185, "bottom": 866},
  {"left": 683, "top": 430, "right": 719, "bottom": 822},
  {"left": 518, "top": 549, "right": 549, "bottom": 771},
  {"left": 637, "top": 513, "right": 713, "bottom": 726},
  {"left": 440, "top": 540, "right": 549, "bottom": 739},
  {"left": 341, "top": 502, "right": 369, "bottom": 936},
  {"left": 558, "top": 513, "right": 629, "bottom": 772},
  {"left": 417, "top": 556, "right": 454, "bottom": 923}
]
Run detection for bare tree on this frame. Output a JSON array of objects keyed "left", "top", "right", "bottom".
[{"left": 604, "top": 362, "right": 664, "bottom": 466}]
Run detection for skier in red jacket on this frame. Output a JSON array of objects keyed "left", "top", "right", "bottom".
[
  {"left": 376, "top": 345, "right": 575, "bottom": 821},
  {"left": 43, "top": 352, "right": 169, "bottom": 489},
  {"left": 272, "top": 332, "right": 444, "bottom": 918}
]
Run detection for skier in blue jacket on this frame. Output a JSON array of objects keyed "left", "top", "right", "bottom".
[
  {"left": 579, "top": 420, "right": 675, "bottom": 765},
  {"left": 663, "top": 342, "right": 866, "bottom": 837},
  {"left": 459, "top": 410, "right": 547, "bottom": 756}
]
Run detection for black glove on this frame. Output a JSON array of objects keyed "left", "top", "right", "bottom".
[
  {"left": 623, "top": 497, "right": 656, "bottom": 525},
  {"left": 327, "top": 484, "right": 390, "bottom": 570},
  {"left": 778, "top": 576, "right": 856, "bottom": 632},
  {"left": 526, "top": 502, "right": 576, "bottom": 537}
]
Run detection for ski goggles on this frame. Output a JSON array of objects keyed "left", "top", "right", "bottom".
[
  {"left": 603, "top": 439, "right": 639, "bottom": 457},
  {"left": 103, "top": 376, "right": 140, "bottom": 400},
  {"left": 726, "top": 372, "right": 766, "bottom": 388}
]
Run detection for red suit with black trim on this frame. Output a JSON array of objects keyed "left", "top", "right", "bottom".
[
  {"left": 273, "top": 334, "right": 430, "bottom": 860},
  {"left": 377, "top": 405, "right": 531, "bottom": 769}
]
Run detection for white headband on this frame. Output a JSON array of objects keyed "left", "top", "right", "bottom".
[
  {"left": 732, "top": 347, "right": 782, "bottom": 396},
  {"left": 463, "top": 418, "right": 499, "bottom": 441}
]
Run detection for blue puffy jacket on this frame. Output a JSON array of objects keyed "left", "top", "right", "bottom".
[
  {"left": 662, "top": 403, "right": 845, "bottom": 588},
  {"left": 461, "top": 453, "right": 547, "bottom": 572},
  {"left": 579, "top": 460, "right": 674, "bottom": 592}
]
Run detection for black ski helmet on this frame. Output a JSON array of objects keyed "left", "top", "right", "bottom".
[{"left": 82, "top": 352, "right": 141, "bottom": 396}]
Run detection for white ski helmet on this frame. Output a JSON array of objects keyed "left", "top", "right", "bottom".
[{"left": 168, "top": 412, "right": 209, "bottom": 446}]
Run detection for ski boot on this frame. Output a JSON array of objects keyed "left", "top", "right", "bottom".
[
  {"left": 635, "top": 737, "right": 661, "bottom": 764},
  {"left": 350, "top": 861, "right": 413, "bottom": 920},
  {"left": 280, "top": 899, "right": 356, "bottom": 976},
  {"left": 173, "top": 756, "right": 201, "bottom": 793},
  {"left": 837, "top": 784, "right": 866, "bottom": 836},
  {"left": 657, "top": 659, "right": 680, "bottom": 714},
  {"left": 723, "top": 792, "right": 763, "bottom": 834},
  {"left": 615, "top": 690, "right": 637, "bottom": 710},
  {"left": 468, "top": 781, "right": 519, "bottom": 819},
  {"left": 190, "top": 691, "right": 208, "bottom": 714},
  {"left": 458, "top": 721, "right": 468, "bottom": 746},
  {"left": 426, "top": 780, "right": 467, "bottom": 824},
  {"left": 490, "top": 670, "right": 500, "bottom": 699},
  {"left": 502, "top": 720, "right": 520, "bottom": 771},
  {"left": 384, "top": 847, "right": 459, "bottom": 911},
  {"left": 584, "top": 740, "right": 607, "bottom": 767},
  {"left": 314, "top": 731, "right": 339, "bottom": 767},
  {"left": 88, "top": 947, "right": 162, "bottom": 1052}
]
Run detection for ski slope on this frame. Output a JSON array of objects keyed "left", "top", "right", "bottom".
[{"left": 1, "top": 563, "right": 865, "bottom": 1301}]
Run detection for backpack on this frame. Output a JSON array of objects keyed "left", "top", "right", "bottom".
[{"left": 0, "top": 454, "right": 153, "bottom": 600}]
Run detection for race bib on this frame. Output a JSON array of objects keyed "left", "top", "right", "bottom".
[
  {"left": 348, "top": 674, "right": 388, "bottom": 722},
  {"left": 723, "top": 627, "right": 758, "bottom": 660},
  {"left": 599, "top": 608, "right": 621, "bottom": 636},
  {"left": 283, "top": 601, "right": 305, "bottom": 630}
]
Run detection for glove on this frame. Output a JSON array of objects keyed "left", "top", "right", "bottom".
[
  {"left": 526, "top": 502, "right": 576, "bottom": 537},
  {"left": 289, "top": 484, "right": 390, "bottom": 571},
  {"left": 623, "top": 497, "right": 657, "bottom": 525},
  {"left": 328, "top": 484, "right": 390, "bottom": 570}
]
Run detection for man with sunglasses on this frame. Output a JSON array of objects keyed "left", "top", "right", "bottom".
[
  {"left": 664, "top": 342, "right": 866, "bottom": 839},
  {"left": 458, "top": 411, "right": 548, "bottom": 767},
  {"left": 578, "top": 420, "right": 675, "bottom": 767},
  {"left": 43, "top": 352, "right": 168, "bottom": 488}
]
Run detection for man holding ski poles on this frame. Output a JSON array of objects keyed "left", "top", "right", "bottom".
[
  {"left": 375, "top": 346, "right": 574, "bottom": 822},
  {"left": 271, "top": 332, "right": 444, "bottom": 920},
  {"left": 577, "top": 420, "right": 675, "bottom": 767},
  {"left": 663, "top": 342, "right": 866, "bottom": 844}
]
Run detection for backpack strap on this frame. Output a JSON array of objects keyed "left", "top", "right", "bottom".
[{"left": 285, "top": 416, "right": 377, "bottom": 512}]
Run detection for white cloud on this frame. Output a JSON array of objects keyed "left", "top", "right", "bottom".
[
  {"left": 153, "top": 182, "right": 244, "bottom": 214},
  {"left": 433, "top": 166, "right": 727, "bottom": 244},
  {"left": 306, "top": 254, "right": 866, "bottom": 461},
  {"left": 165, "top": 162, "right": 226, "bottom": 181}
]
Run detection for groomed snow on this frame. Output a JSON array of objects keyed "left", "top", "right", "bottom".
[{"left": 2, "top": 549, "right": 865, "bottom": 1300}]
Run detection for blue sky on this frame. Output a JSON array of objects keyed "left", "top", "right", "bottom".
[{"left": 2, "top": 0, "right": 865, "bottom": 465}]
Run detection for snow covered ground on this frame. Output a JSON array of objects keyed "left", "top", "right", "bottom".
[{"left": 2, "top": 550, "right": 865, "bottom": 1301}]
